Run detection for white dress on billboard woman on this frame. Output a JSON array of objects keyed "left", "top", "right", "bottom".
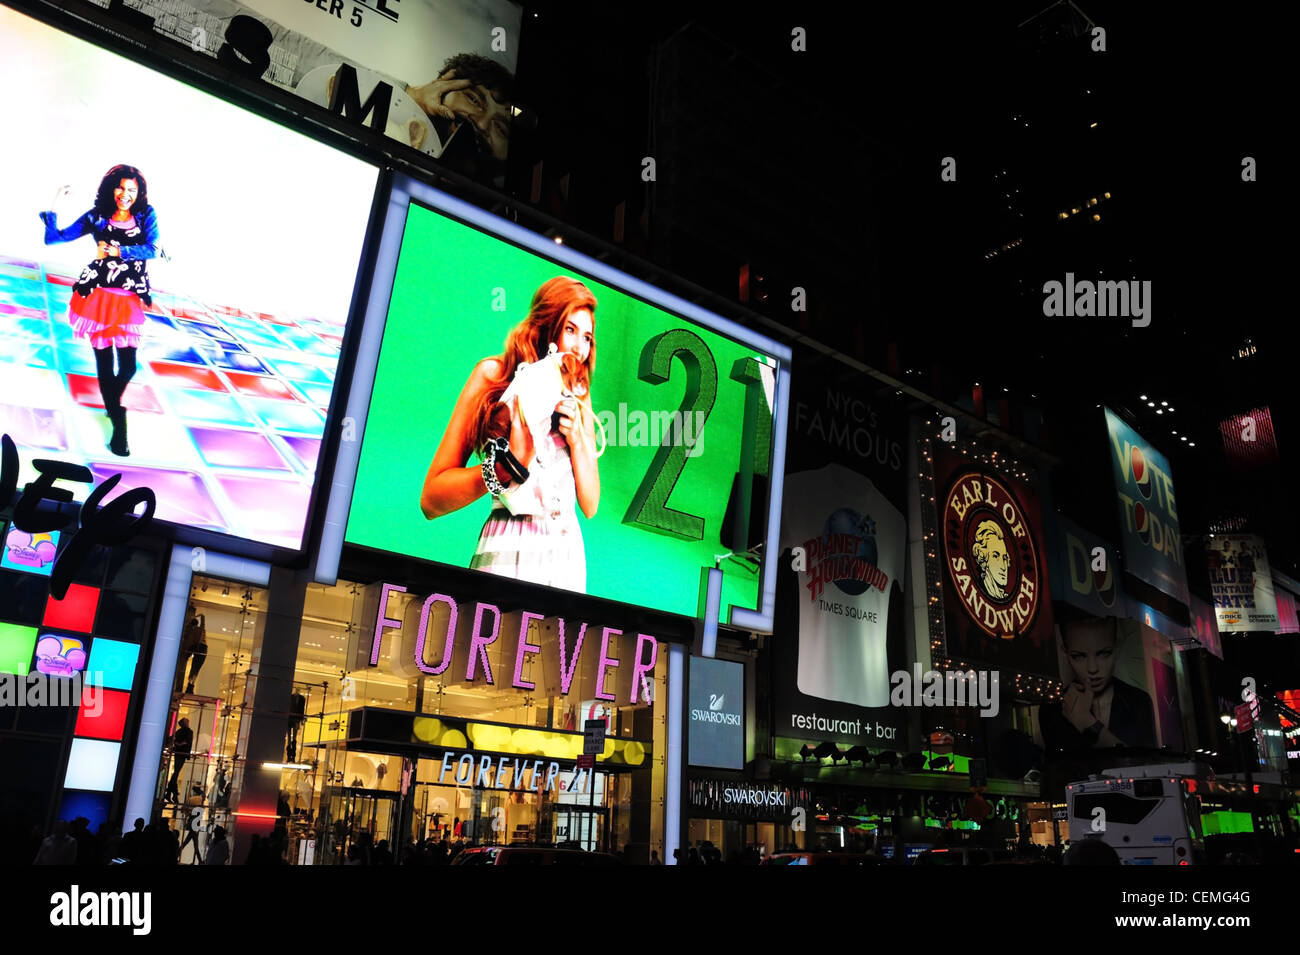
[{"left": 470, "top": 403, "right": 587, "bottom": 593}]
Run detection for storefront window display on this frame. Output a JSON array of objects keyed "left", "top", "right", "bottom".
[
  {"left": 310, "top": 577, "right": 668, "bottom": 864},
  {"left": 156, "top": 574, "right": 668, "bottom": 863},
  {"left": 153, "top": 576, "right": 276, "bottom": 863},
  {"left": 687, "top": 778, "right": 814, "bottom": 861}
]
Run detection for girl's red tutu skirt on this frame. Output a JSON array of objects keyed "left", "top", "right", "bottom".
[{"left": 69, "top": 288, "right": 145, "bottom": 349}]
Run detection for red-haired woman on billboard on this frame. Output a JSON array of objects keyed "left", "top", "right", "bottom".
[
  {"left": 40, "top": 165, "right": 160, "bottom": 457},
  {"left": 420, "top": 276, "right": 601, "bottom": 592}
]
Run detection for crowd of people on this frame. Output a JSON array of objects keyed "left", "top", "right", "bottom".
[
  {"left": 27, "top": 816, "right": 231, "bottom": 865},
  {"left": 20, "top": 814, "right": 1192, "bottom": 866},
  {"left": 673, "top": 842, "right": 762, "bottom": 865}
]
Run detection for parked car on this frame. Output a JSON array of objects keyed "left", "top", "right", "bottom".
[
  {"left": 913, "top": 847, "right": 996, "bottom": 865},
  {"left": 451, "top": 846, "right": 621, "bottom": 866},
  {"left": 761, "top": 852, "right": 883, "bottom": 865}
]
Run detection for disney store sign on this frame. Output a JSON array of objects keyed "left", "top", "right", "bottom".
[{"left": 2, "top": 435, "right": 156, "bottom": 599}]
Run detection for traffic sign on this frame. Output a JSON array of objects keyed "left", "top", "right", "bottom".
[
  {"left": 584, "top": 720, "right": 606, "bottom": 755},
  {"left": 1235, "top": 702, "right": 1254, "bottom": 733}
]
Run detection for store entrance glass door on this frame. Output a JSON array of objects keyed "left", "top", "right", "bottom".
[
  {"left": 320, "top": 787, "right": 399, "bottom": 864},
  {"left": 550, "top": 806, "right": 607, "bottom": 852}
]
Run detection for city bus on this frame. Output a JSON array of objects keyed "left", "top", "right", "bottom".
[
  {"left": 1067, "top": 762, "right": 1300, "bottom": 865},
  {"left": 1066, "top": 764, "right": 1207, "bottom": 865}
]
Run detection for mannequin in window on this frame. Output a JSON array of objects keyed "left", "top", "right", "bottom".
[
  {"left": 212, "top": 763, "right": 232, "bottom": 809},
  {"left": 286, "top": 692, "right": 307, "bottom": 761},
  {"left": 165, "top": 717, "right": 193, "bottom": 802},
  {"left": 175, "top": 605, "right": 208, "bottom": 695},
  {"left": 180, "top": 785, "right": 205, "bottom": 864}
]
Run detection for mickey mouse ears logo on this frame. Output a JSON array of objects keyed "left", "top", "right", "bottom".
[
  {"left": 35, "top": 635, "right": 86, "bottom": 677},
  {"left": 3, "top": 527, "right": 58, "bottom": 572}
]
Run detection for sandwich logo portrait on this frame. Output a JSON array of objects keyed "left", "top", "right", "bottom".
[
  {"left": 797, "top": 508, "right": 890, "bottom": 604},
  {"left": 943, "top": 472, "right": 1041, "bottom": 640}
]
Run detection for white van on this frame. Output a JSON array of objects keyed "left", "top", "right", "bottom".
[{"left": 1066, "top": 763, "right": 1206, "bottom": 865}]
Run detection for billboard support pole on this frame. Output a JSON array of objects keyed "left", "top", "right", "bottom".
[
  {"left": 696, "top": 567, "right": 723, "bottom": 659},
  {"left": 666, "top": 644, "right": 686, "bottom": 864}
]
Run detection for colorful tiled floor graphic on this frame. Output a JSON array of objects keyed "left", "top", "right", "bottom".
[{"left": 0, "top": 255, "right": 342, "bottom": 549}]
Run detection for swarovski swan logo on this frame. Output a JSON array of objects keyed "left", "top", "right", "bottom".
[{"left": 693, "top": 692, "right": 740, "bottom": 726}]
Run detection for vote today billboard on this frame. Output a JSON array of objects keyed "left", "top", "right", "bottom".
[{"left": 1104, "top": 408, "right": 1189, "bottom": 606}]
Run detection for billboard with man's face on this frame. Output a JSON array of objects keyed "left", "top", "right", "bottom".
[
  {"left": 78, "top": 0, "right": 520, "bottom": 180},
  {"left": 1206, "top": 534, "right": 1279, "bottom": 632}
]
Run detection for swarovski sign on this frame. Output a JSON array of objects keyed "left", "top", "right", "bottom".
[
  {"left": 688, "top": 657, "right": 744, "bottom": 769},
  {"left": 723, "top": 786, "right": 787, "bottom": 808}
]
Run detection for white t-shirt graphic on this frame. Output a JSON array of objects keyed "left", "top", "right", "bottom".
[{"left": 781, "top": 463, "right": 905, "bottom": 707}]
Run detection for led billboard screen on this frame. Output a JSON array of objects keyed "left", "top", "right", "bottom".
[
  {"left": 0, "top": 6, "right": 378, "bottom": 550},
  {"left": 84, "top": 0, "right": 521, "bottom": 179},
  {"left": 1104, "top": 408, "right": 1189, "bottom": 606},
  {"left": 340, "top": 191, "right": 787, "bottom": 623}
]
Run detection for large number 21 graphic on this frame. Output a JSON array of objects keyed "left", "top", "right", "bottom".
[{"left": 623, "top": 329, "right": 767, "bottom": 542}]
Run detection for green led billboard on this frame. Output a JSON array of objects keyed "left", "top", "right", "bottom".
[{"left": 345, "top": 203, "right": 779, "bottom": 619}]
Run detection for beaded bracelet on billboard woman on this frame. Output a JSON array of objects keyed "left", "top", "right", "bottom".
[
  {"left": 419, "top": 276, "right": 604, "bottom": 593},
  {"left": 39, "top": 164, "right": 160, "bottom": 457}
]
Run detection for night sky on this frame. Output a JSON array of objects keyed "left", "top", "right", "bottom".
[{"left": 510, "top": 1, "right": 1291, "bottom": 584}]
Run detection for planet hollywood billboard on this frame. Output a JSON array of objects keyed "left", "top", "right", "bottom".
[{"left": 773, "top": 352, "right": 909, "bottom": 749}]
